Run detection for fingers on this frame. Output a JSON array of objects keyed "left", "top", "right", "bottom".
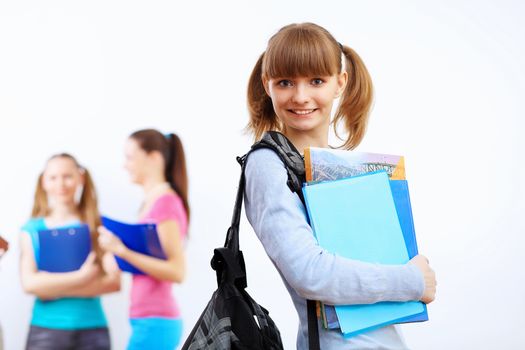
[
  {"left": 97, "top": 226, "right": 114, "bottom": 247},
  {"left": 408, "top": 254, "right": 437, "bottom": 304},
  {"left": 97, "top": 225, "right": 111, "bottom": 236},
  {"left": 84, "top": 251, "right": 96, "bottom": 264}
]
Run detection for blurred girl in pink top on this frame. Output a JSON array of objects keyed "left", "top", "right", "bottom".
[{"left": 98, "top": 129, "right": 189, "bottom": 350}]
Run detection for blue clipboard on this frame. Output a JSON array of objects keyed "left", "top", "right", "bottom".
[
  {"left": 38, "top": 224, "right": 91, "bottom": 272},
  {"left": 101, "top": 216, "right": 166, "bottom": 274}
]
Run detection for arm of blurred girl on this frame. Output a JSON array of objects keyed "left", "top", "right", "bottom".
[
  {"left": 98, "top": 221, "right": 185, "bottom": 283},
  {"left": 19, "top": 232, "right": 100, "bottom": 300},
  {"left": 59, "top": 252, "right": 121, "bottom": 297}
]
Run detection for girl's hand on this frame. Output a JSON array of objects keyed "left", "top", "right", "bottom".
[
  {"left": 76, "top": 251, "right": 100, "bottom": 283},
  {"left": 97, "top": 226, "right": 127, "bottom": 257},
  {"left": 408, "top": 254, "right": 436, "bottom": 304}
]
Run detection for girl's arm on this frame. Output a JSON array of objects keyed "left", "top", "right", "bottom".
[
  {"left": 245, "top": 149, "right": 427, "bottom": 305},
  {"left": 19, "top": 232, "right": 100, "bottom": 300},
  {"left": 58, "top": 252, "right": 121, "bottom": 297},
  {"left": 98, "top": 220, "right": 185, "bottom": 283}
]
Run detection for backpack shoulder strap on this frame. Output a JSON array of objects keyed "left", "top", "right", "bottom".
[
  {"left": 243, "top": 131, "right": 306, "bottom": 204},
  {"left": 238, "top": 131, "right": 320, "bottom": 350}
]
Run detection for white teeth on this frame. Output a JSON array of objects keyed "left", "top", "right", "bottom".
[{"left": 292, "top": 109, "right": 314, "bottom": 115}]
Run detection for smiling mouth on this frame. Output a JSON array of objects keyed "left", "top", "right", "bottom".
[{"left": 289, "top": 109, "right": 317, "bottom": 115}]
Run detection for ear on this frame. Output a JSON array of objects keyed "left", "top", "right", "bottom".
[
  {"left": 335, "top": 71, "right": 348, "bottom": 98},
  {"left": 149, "top": 150, "right": 165, "bottom": 166}
]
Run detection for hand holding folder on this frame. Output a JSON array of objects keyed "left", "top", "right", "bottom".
[{"left": 101, "top": 216, "right": 166, "bottom": 275}]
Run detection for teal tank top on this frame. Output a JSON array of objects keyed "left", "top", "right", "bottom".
[{"left": 21, "top": 218, "right": 107, "bottom": 330}]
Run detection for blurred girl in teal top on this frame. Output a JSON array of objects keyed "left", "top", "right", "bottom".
[{"left": 19, "top": 153, "right": 121, "bottom": 350}]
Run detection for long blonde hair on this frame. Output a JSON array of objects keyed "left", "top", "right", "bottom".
[
  {"left": 247, "top": 22, "right": 374, "bottom": 149},
  {"left": 31, "top": 153, "right": 103, "bottom": 257}
]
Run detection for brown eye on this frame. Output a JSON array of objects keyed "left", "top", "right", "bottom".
[
  {"left": 278, "top": 80, "right": 293, "bottom": 87},
  {"left": 311, "top": 78, "right": 324, "bottom": 86}
]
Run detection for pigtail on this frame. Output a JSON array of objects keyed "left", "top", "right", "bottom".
[
  {"left": 333, "top": 44, "right": 374, "bottom": 150},
  {"left": 246, "top": 52, "right": 280, "bottom": 140},
  {"left": 31, "top": 173, "right": 49, "bottom": 218},
  {"left": 166, "top": 133, "right": 190, "bottom": 224}
]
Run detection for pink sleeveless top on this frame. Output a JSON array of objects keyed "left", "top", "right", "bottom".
[{"left": 129, "top": 193, "right": 188, "bottom": 319}]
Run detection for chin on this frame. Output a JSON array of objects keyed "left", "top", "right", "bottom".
[
  {"left": 129, "top": 175, "right": 142, "bottom": 185},
  {"left": 288, "top": 121, "right": 318, "bottom": 132},
  {"left": 53, "top": 196, "right": 76, "bottom": 205}
]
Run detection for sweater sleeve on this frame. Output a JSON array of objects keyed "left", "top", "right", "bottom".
[{"left": 244, "top": 148, "right": 424, "bottom": 305}]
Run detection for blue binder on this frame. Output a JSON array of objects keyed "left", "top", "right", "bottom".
[
  {"left": 38, "top": 225, "right": 91, "bottom": 272},
  {"left": 389, "top": 180, "right": 428, "bottom": 323},
  {"left": 322, "top": 179, "right": 428, "bottom": 329},
  {"left": 101, "top": 216, "right": 166, "bottom": 274},
  {"left": 302, "top": 171, "right": 425, "bottom": 337}
]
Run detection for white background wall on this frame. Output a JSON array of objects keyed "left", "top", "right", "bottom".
[{"left": 0, "top": 1, "right": 524, "bottom": 349}]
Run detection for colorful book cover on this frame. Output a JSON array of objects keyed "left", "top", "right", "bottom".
[
  {"left": 101, "top": 216, "right": 166, "bottom": 274},
  {"left": 38, "top": 225, "right": 91, "bottom": 272},
  {"left": 304, "top": 147, "right": 405, "bottom": 182},
  {"left": 303, "top": 171, "right": 425, "bottom": 337}
]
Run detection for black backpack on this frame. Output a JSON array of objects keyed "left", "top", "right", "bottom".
[{"left": 181, "top": 131, "right": 319, "bottom": 350}]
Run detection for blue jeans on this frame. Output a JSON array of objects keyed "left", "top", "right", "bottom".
[{"left": 128, "top": 317, "right": 183, "bottom": 350}]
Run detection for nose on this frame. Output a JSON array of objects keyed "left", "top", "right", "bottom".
[
  {"left": 291, "top": 83, "right": 309, "bottom": 104},
  {"left": 58, "top": 177, "right": 66, "bottom": 188}
]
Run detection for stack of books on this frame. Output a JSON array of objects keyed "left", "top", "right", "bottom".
[{"left": 303, "top": 147, "right": 428, "bottom": 338}]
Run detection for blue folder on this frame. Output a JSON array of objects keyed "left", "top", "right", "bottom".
[
  {"left": 302, "top": 171, "right": 425, "bottom": 338},
  {"left": 390, "top": 180, "right": 428, "bottom": 323},
  {"left": 101, "top": 216, "right": 166, "bottom": 274},
  {"left": 38, "top": 224, "right": 91, "bottom": 272}
]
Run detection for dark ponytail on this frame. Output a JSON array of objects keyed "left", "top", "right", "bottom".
[
  {"left": 130, "top": 129, "right": 190, "bottom": 223},
  {"left": 165, "top": 133, "right": 190, "bottom": 222}
]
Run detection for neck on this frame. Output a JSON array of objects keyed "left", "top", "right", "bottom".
[
  {"left": 47, "top": 202, "right": 80, "bottom": 223},
  {"left": 142, "top": 175, "right": 169, "bottom": 194},
  {"left": 283, "top": 126, "right": 329, "bottom": 155},
  {"left": 142, "top": 177, "right": 171, "bottom": 202}
]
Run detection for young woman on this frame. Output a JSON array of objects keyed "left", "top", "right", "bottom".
[
  {"left": 244, "top": 22, "right": 437, "bottom": 349},
  {"left": 20, "top": 153, "right": 121, "bottom": 350},
  {"left": 98, "top": 129, "right": 189, "bottom": 350}
]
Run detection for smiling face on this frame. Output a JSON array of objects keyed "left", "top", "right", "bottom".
[
  {"left": 263, "top": 73, "right": 347, "bottom": 135},
  {"left": 42, "top": 156, "right": 84, "bottom": 206},
  {"left": 257, "top": 23, "right": 349, "bottom": 139}
]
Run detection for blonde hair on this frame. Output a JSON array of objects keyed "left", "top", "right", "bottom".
[
  {"left": 247, "top": 22, "right": 374, "bottom": 149},
  {"left": 31, "top": 153, "right": 103, "bottom": 258}
]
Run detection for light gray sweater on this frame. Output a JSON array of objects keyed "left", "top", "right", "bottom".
[{"left": 244, "top": 148, "right": 424, "bottom": 350}]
